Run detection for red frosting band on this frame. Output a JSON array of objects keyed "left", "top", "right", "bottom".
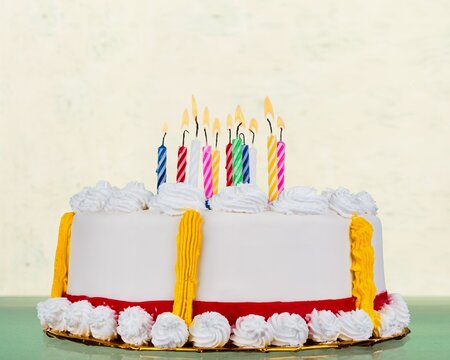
[{"left": 65, "top": 291, "right": 388, "bottom": 324}]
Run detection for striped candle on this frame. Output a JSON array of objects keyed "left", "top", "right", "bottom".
[
  {"left": 249, "top": 146, "right": 257, "bottom": 184},
  {"left": 156, "top": 144, "right": 167, "bottom": 190},
  {"left": 202, "top": 145, "right": 213, "bottom": 199},
  {"left": 225, "top": 142, "right": 233, "bottom": 186},
  {"left": 176, "top": 146, "right": 187, "bottom": 183},
  {"left": 212, "top": 149, "right": 220, "bottom": 195},
  {"left": 242, "top": 143, "right": 250, "bottom": 184},
  {"left": 267, "top": 134, "right": 278, "bottom": 202},
  {"left": 276, "top": 140, "right": 285, "bottom": 193},
  {"left": 232, "top": 137, "right": 243, "bottom": 185}
]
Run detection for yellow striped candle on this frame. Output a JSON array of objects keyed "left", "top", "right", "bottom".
[{"left": 265, "top": 97, "right": 278, "bottom": 202}]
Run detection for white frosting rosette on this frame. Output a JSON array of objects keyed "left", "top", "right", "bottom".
[
  {"left": 231, "top": 314, "right": 273, "bottom": 348},
  {"left": 268, "top": 312, "right": 308, "bottom": 347},
  {"left": 65, "top": 300, "right": 94, "bottom": 336},
  {"left": 70, "top": 181, "right": 114, "bottom": 212},
  {"left": 337, "top": 310, "right": 374, "bottom": 341},
  {"left": 150, "top": 183, "right": 206, "bottom": 215},
  {"left": 151, "top": 312, "right": 189, "bottom": 348},
  {"left": 377, "top": 293, "right": 410, "bottom": 337},
  {"left": 306, "top": 309, "right": 340, "bottom": 343},
  {"left": 209, "top": 184, "right": 268, "bottom": 213},
  {"left": 271, "top": 187, "right": 329, "bottom": 215},
  {"left": 88, "top": 305, "right": 118, "bottom": 341},
  {"left": 36, "top": 297, "right": 71, "bottom": 331},
  {"left": 105, "top": 182, "right": 153, "bottom": 212},
  {"left": 117, "top": 306, "right": 154, "bottom": 346},
  {"left": 323, "top": 188, "right": 377, "bottom": 217},
  {"left": 189, "top": 312, "right": 231, "bottom": 348}
]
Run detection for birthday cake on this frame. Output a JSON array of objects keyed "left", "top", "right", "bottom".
[{"left": 37, "top": 98, "right": 410, "bottom": 351}]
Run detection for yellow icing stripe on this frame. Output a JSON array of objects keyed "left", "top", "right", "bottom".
[
  {"left": 349, "top": 215, "right": 380, "bottom": 328},
  {"left": 172, "top": 210, "right": 203, "bottom": 324},
  {"left": 51, "top": 212, "right": 75, "bottom": 297}
]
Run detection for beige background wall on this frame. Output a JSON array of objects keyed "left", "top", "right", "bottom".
[{"left": 1, "top": 1, "right": 449, "bottom": 296}]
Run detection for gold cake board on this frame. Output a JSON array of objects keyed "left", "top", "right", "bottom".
[{"left": 45, "top": 328, "right": 410, "bottom": 352}]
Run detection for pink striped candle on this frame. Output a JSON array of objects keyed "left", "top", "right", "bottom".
[
  {"left": 202, "top": 145, "right": 213, "bottom": 199},
  {"left": 276, "top": 140, "right": 285, "bottom": 193}
]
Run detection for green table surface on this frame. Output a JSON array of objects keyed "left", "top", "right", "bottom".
[{"left": 1, "top": 297, "right": 449, "bottom": 360}]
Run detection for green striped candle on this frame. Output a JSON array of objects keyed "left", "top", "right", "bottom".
[{"left": 232, "top": 137, "right": 243, "bottom": 185}]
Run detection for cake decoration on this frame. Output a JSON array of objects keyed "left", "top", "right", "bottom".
[
  {"left": 156, "top": 123, "right": 168, "bottom": 190},
  {"left": 151, "top": 312, "right": 189, "bottom": 348},
  {"left": 117, "top": 306, "right": 154, "bottom": 346},
  {"left": 324, "top": 187, "right": 378, "bottom": 217},
  {"left": 248, "top": 118, "right": 258, "bottom": 184},
  {"left": 65, "top": 300, "right": 94, "bottom": 337},
  {"left": 208, "top": 183, "right": 268, "bottom": 213},
  {"left": 51, "top": 212, "right": 74, "bottom": 297},
  {"left": 306, "top": 309, "right": 340, "bottom": 343},
  {"left": 265, "top": 97, "right": 279, "bottom": 202},
  {"left": 376, "top": 293, "right": 410, "bottom": 337},
  {"left": 201, "top": 107, "right": 213, "bottom": 199},
  {"left": 232, "top": 106, "right": 244, "bottom": 185},
  {"left": 104, "top": 182, "right": 154, "bottom": 212},
  {"left": 189, "top": 311, "right": 231, "bottom": 348},
  {"left": 88, "top": 305, "right": 118, "bottom": 341},
  {"left": 230, "top": 314, "right": 273, "bottom": 349},
  {"left": 37, "top": 297, "right": 71, "bottom": 332},
  {"left": 225, "top": 114, "right": 234, "bottom": 187},
  {"left": 268, "top": 312, "right": 308, "bottom": 347},
  {"left": 188, "top": 95, "right": 201, "bottom": 187},
  {"left": 176, "top": 110, "right": 190, "bottom": 183},
  {"left": 172, "top": 210, "right": 203, "bottom": 323},
  {"left": 276, "top": 116, "right": 286, "bottom": 193},
  {"left": 212, "top": 118, "right": 221, "bottom": 195},
  {"left": 70, "top": 181, "right": 114, "bottom": 212},
  {"left": 270, "top": 186, "right": 329, "bottom": 215},
  {"left": 349, "top": 215, "right": 380, "bottom": 328},
  {"left": 337, "top": 309, "right": 374, "bottom": 341},
  {"left": 149, "top": 182, "right": 206, "bottom": 215}
]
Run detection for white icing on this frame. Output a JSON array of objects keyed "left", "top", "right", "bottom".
[
  {"left": 151, "top": 312, "right": 189, "bottom": 348},
  {"left": 356, "top": 191, "right": 378, "bottom": 215},
  {"left": 105, "top": 182, "right": 153, "bottom": 212},
  {"left": 117, "top": 306, "right": 154, "bottom": 346},
  {"left": 306, "top": 309, "right": 340, "bottom": 343},
  {"left": 377, "top": 294, "right": 410, "bottom": 337},
  {"left": 377, "top": 306, "right": 402, "bottom": 337},
  {"left": 70, "top": 181, "right": 114, "bottom": 212},
  {"left": 231, "top": 314, "right": 273, "bottom": 348},
  {"left": 337, "top": 310, "right": 374, "bottom": 341},
  {"left": 324, "top": 188, "right": 377, "bottom": 217},
  {"left": 268, "top": 312, "right": 308, "bottom": 347},
  {"left": 88, "top": 306, "right": 117, "bottom": 341},
  {"left": 150, "top": 183, "right": 206, "bottom": 216},
  {"left": 189, "top": 312, "right": 231, "bottom": 348},
  {"left": 65, "top": 300, "right": 94, "bottom": 336},
  {"left": 271, "top": 187, "right": 329, "bottom": 215},
  {"left": 36, "top": 297, "right": 71, "bottom": 331},
  {"left": 209, "top": 184, "right": 268, "bottom": 214},
  {"left": 389, "top": 293, "right": 410, "bottom": 329}
]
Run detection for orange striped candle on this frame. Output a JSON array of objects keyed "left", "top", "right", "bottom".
[{"left": 212, "top": 118, "right": 221, "bottom": 195}]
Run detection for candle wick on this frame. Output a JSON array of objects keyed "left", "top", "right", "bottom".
[
  {"left": 228, "top": 128, "right": 231, "bottom": 143},
  {"left": 195, "top": 116, "right": 199, "bottom": 138},
  {"left": 239, "top": 133, "right": 246, "bottom": 145},
  {"left": 204, "top": 127, "right": 208, "bottom": 145},
  {"left": 267, "top": 118, "right": 273, "bottom": 134},
  {"left": 250, "top": 129, "right": 255, "bottom": 144},
  {"left": 215, "top": 132, "right": 219, "bottom": 148},
  {"left": 162, "top": 132, "right": 167, "bottom": 146},
  {"left": 280, "top": 127, "right": 283, "bottom": 141},
  {"left": 182, "top": 129, "right": 189, "bottom": 146},
  {"left": 236, "top": 122, "right": 242, "bottom": 138}
]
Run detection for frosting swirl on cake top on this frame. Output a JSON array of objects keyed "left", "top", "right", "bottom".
[
  {"left": 323, "top": 187, "right": 377, "bottom": 217},
  {"left": 150, "top": 183, "right": 206, "bottom": 216},
  {"left": 209, "top": 184, "right": 268, "bottom": 213},
  {"left": 271, "top": 187, "right": 329, "bottom": 215}
]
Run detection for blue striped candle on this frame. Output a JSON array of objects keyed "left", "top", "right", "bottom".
[
  {"left": 157, "top": 144, "right": 167, "bottom": 191},
  {"left": 242, "top": 144, "right": 250, "bottom": 184}
]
